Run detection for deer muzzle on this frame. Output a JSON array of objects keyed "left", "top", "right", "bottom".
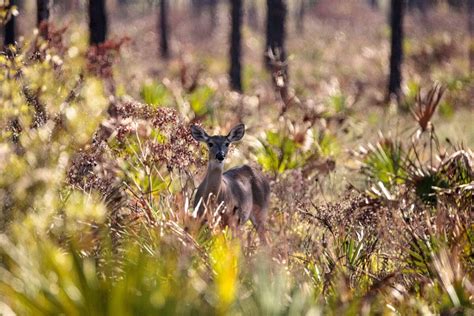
[{"left": 215, "top": 152, "right": 225, "bottom": 162}]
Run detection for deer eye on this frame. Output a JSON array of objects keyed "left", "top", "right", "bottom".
[
  {"left": 224, "top": 142, "right": 230, "bottom": 147},
  {"left": 208, "top": 143, "right": 214, "bottom": 147}
]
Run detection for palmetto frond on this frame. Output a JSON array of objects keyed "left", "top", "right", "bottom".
[{"left": 410, "top": 83, "right": 445, "bottom": 133}]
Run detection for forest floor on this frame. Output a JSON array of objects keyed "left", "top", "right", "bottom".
[{"left": 0, "top": 0, "right": 473, "bottom": 314}]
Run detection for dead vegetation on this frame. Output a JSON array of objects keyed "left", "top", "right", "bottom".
[{"left": 0, "top": 1, "right": 473, "bottom": 314}]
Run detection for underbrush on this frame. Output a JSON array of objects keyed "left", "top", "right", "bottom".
[{"left": 0, "top": 22, "right": 473, "bottom": 315}]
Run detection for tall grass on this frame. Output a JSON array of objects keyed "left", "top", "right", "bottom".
[{"left": 0, "top": 18, "right": 473, "bottom": 316}]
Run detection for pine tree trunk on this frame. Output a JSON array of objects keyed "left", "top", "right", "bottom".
[
  {"left": 469, "top": 0, "right": 474, "bottom": 73},
  {"left": 248, "top": 0, "right": 259, "bottom": 30},
  {"left": 369, "top": 0, "right": 378, "bottom": 9},
  {"left": 296, "top": 0, "right": 305, "bottom": 33},
  {"left": 447, "top": 0, "right": 463, "bottom": 11},
  {"left": 4, "top": 0, "right": 16, "bottom": 49},
  {"left": 265, "top": 0, "right": 287, "bottom": 68},
  {"left": 61, "top": 0, "right": 78, "bottom": 12},
  {"left": 89, "top": 0, "right": 108, "bottom": 45},
  {"left": 159, "top": 0, "right": 170, "bottom": 59},
  {"left": 388, "top": 0, "right": 405, "bottom": 100},
  {"left": 37, "top": 0, "right": 50, "bottom": 37},
  {"left": 230, "top": 0, "right": 243, "bottom": 91},
  {"left": 209, "top": 0, "right": 218, "bottom": 31},
  {"left": 408, "top": 0, "right": 428, "bottom": 15},
  {"left": 191, "top": 0, "right": 204, "bottom": 19}
]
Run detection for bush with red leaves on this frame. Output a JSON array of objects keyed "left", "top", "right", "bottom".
[{"left": 86, "top": 38, "right": 130, "bottom": 79}]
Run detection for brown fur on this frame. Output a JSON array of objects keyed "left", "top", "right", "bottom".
[{"left": 191, "top": 124, "right": 271, "bottom": 244}]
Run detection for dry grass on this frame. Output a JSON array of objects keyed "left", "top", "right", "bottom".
[{"left": 0, "top": 1, "right": 473, "bottom": 314}]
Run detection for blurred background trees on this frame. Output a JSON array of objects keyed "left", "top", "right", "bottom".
[
  {"left": 469, "top": 0, "right": 474, "bottom": 71},
  {"left": 0, "top": 0, "right": 472, "bottom": 103},
  {"left": 229, "top": 0, "right": 243, "bottom": 91},
  {"left": 209, "top": 0, "right": 218, "bottom": 30},
  {"left": 89, "top": 0, "right": 108, "bottom": 45},
  {"left": 295, "top": 0, "right": 306, "bottom": 33},
  {"left": 0, "top": 1, "right": 473, "bottom": 315},
  {"left": 407, "top": 0, "right": 429, "bottom": 12},
  {"left": 159, "top": 0, "right": 169, "bottom": 59},
  {"left": 3, "top": 0, "right": 16, "bottom": 49},
  {"left": 388, "top": 0, "right": 405, "bottom": 100},
  {"left": 36, "top": 0, "right": 49, "bottom": 37},
  {"left": 264, "top": 0, "right": 287, "bottom": 68},
  {"left": 369, "top": 0, "right": 379, "bottom": 9}
]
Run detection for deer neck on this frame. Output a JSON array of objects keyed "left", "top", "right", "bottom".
[{"left": 203, "top": 160, "right": 224, "bottom": 198}]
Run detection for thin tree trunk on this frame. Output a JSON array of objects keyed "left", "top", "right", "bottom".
[
  {"left": 265, "top": 0, "right": 287, "bottom": 68},
  {"left": 230, "top": 0, "right": 243, "bottom": 91},
  {"left": 191, "top": 0, "right": 204, "bottom": 19},
  {"left": 37, "top": 0, "right": 50, "bottom": 37},
  {"left": 58, "top": 0, "right": 77, "bottom": 13},
  {"left": 296, "top": 0, "right": 305, "bottom": 33},
  {"left": 447, "top": 0, "right": 463, "bottom": 11},
  {"left": 209, "top": 0, "right": 218, "bottom": 31},
  {"left": 89, "top": 0, "right": 108, "bottom": 45},
  {"left": 469, "top": 0, "right": 474, "bottom": 73},
  {"left": 408, "top": 0, "right": 429, "bottom": 17},
  {"left": 4, "top": 0, "right": 16, "bottom": 49},
  {"left": 369, "top": 0, "right": 378, "bottom": 9},
  {"left": 159, "top": 0, "right": 170, "bottom": 59},
  {"left": 388, "top": 0, "right": 405, "bottom": 100},
  {"left": 248, "top": 0, "right": 259, "bottom": 29}
]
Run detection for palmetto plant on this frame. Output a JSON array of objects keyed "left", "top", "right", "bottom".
[
  {"left": 404, "top": 84, "right": 472, "bottom": 206},
  {"left": 0, "top": 229, "right": 215, "bottom": 315},
  {"left": 0, "top": 8, "right": 472, "bottom": 314},
  {"left": 257, "top": 130, "right": 303, "bottom": 174},
  {"left": 410, "top": 83, "right": 445, "bottom": 134},
  {"left": 360, "top": 83, "right": 472, "bottom": 206},
  {"left": 359, "top": 134, "right": 406, "bottom": 194}
]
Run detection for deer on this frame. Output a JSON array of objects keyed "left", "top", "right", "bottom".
[{"left": 190, "top": 123, "right": 270, "bottom": 244}]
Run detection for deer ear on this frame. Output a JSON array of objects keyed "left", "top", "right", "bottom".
[
  {"left": 227, "top": 123, "right": 245, "bottom": 142},
  {"left": 191, "top": 125, "right": 209, "bottom": 142}
]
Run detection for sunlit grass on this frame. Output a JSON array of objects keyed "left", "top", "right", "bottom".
[{"left": 0, "top": 2, "right": 473, "bottom": 315}]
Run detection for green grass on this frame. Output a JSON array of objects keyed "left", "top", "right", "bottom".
[{"left": 1, "top": 3, "right": 473, "bottom": 315}]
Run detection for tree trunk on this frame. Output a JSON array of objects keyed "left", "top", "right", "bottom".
[
  {"left": 191, "top": 0, "right": 204, "bottom": 19},
  {"left": 37, "top": 0, "right": 50, "bottom": 37},
  {"left": 58, "top": 0, "right": 78, "bottom": 13},
  {"left": 89, "top": 0, "right": 108, "bottom": 45},
  {"left": 209, "top": 0, "right": 218, "bottom": 31},
  {"left": 369, "top": 0, "right": 378, "bottom": 9},
  {"left": 296, "top": 0, "right": 305, "bottom": 33},
  {"left": 388, "top": 0, "right": 405, "bottom": 100},
  {"left": 4, "top": 0, "right": 16, "bottom": 49},
  {"left": 229, "top": 0, "right": 243, "bottom": 91},
  {"left": 265, "top": 0, "right": 287, "bottom": 68},
  {"left": 469, "top": 0, "right": 474, "bottom": 73},
  {"left": 159, "top": 0, "right": 170, "bottom": 59},
  {"left": 248, "top": 0, "right": 259, "bottom": 30},
  {"left": 408, "top": 0, "right": 429, "bottom": 14},
  {"left": 447, "top": 0, "right": 463, "bottom": 11}
]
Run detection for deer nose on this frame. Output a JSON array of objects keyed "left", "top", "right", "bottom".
[{"left": 215, "top": 152, "right": 225, "bottom": 162}]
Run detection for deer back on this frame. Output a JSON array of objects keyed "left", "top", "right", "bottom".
[{"left": 222, "top": 165, "right": 270, "bottom": 224}]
